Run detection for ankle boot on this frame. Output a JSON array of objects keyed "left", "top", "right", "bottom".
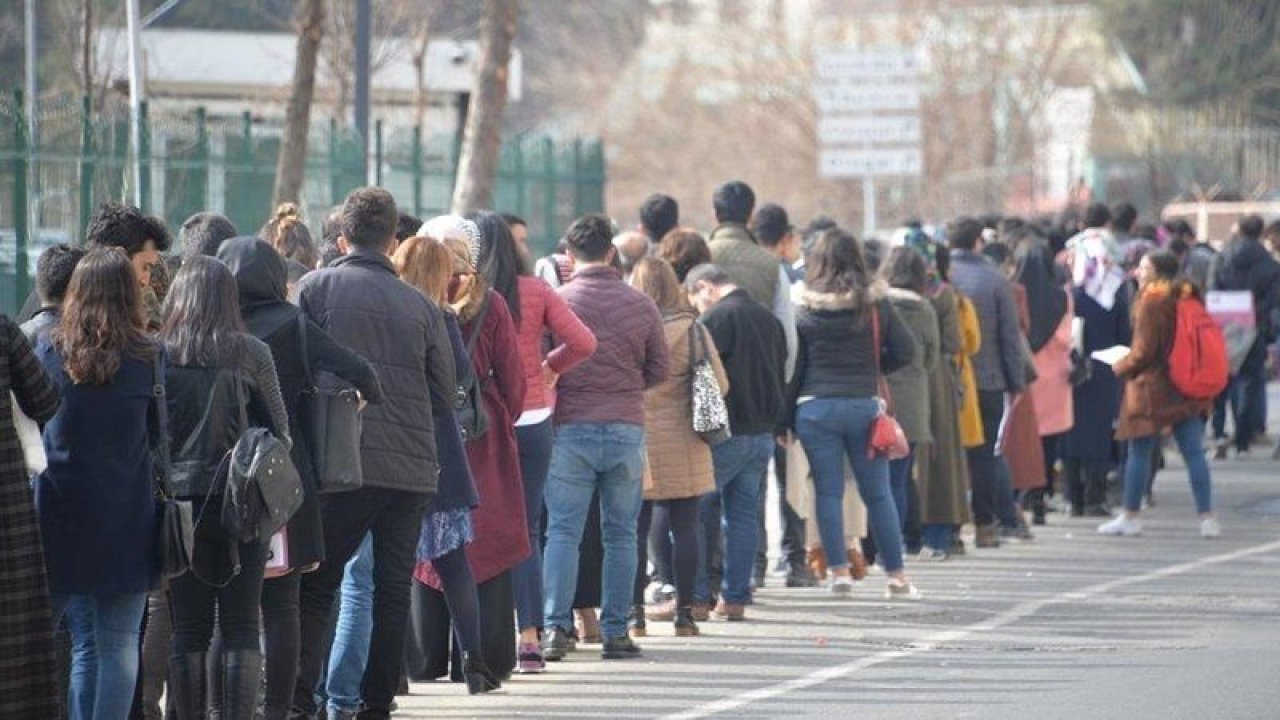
[
  {"left": 975, "top": 523, "right": 1001, "bottom": 548},
  {"left": 221, "top": 650, "right": 262, "bottom": 720},
  {"left": 462, "top": 652, "right": 501, "bottom": 695},
  {"left": 674, "top": 606, "right": 700, "bottom": 637},
  {"left": 168, "top": 652, "right": 207, "bottom": 720},
  {"left": 806, "top": 547, "right": 827, "bottom": 581},
  {"left": 846, "top": 548, "right": 868, "bottom": 580},
  {"left": 627, "top": 604, "right": 647, "bottom": 638}
]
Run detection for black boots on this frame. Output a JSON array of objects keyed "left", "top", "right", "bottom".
[
  {"left": 168, "top": 653, "right": 207, "bottom": 720},
  {"left": 462, "top": 652, "right": 502, "bottom": 695},
  {"left": 626, "top": 605, "right": 647, "bottom": 638},
  {"left": 674, "top": 606, "right": 700, "bottom": 637},
  {"left": 222, "top": 650, "right": 262, "bottom": 720}
]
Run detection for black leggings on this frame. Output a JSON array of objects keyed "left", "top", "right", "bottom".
[
  {"left": 261, "top": 573, "right": 301, "bottom": 718},
  {"left": 169, "top": 502, "right": 265, "bottom": 655},
  {"left": 634, "top": 497, "right": 701, "bottom": 607}
]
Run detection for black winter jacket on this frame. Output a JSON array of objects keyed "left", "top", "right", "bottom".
[
  {"left": 1209, "top": 236, "right": 1280, "bottom": 373},
  {"left": 699, "top": 289, "right": 788, "bottom": 436},
  {"left": 294, "top": 247, "right": 456, "bottom": 494}
]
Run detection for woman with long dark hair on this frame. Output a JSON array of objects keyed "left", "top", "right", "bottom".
[
  {"left": 35, "top": 248, "right": 154, "bottom": 720},
  {"left": 788, "top": 229, "right": 921, "bottom": 599},
  {"left": 469, "top": 210, "right": 596, "bottom": 672},
  {"left": 216, "top": 237, "right": 384, "bottom": 717},
  {"left": 159, "top": 255, "right": 290, "bottom": 719}
]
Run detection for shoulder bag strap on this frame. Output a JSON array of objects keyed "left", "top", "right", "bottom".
[
  {"left": 870, "top": 301, "right": 896, "bottom": 415},
  {"left": 465, "top": 295, "right": 492, "bottom": 355},
  {"left": 152, "top": 350, "right": 174, "bottom": 497},
  {"left": 297, "top": 312, "right": 314, "bottom": 391}
]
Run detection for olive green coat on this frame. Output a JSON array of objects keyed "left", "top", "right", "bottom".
[
  {"left": 915, "top": 285, "right": 973, "bottom": 526},
  {"left": 884, "top": 287, "right": 938, "bottom": 444}
]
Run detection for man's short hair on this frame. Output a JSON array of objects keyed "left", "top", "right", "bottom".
[
  {"left": 946, "top": 217, "right": 984, "bottom": 251},
  {"left": 396, "top": 212, "right": 423, "bottom": 242},
  {"left": 639, "top": 194, "right": 679, "bottom": 241},
  {"left": 1083, "top": 203, "right": 1112, "bottom": 230},
  {"left": 340, "top": 187, "right": 398, "bottom": 250},
  {"left": 752, "top": 203, "right": 791, "bottom": 247},
  {"left": 36, "top": 244, "right": 88, "bottom": 305},
  {"left": 712, "top": 181, "right": 755, "bottom": 224},
  {"left": 85, "top": 202, "right": 173, "bottom": 255},
  {"left": 564, "top": 213, "right": 616, "bottom": 262},
  {"left": 1238, "top": 214, "right": 1265, "bottom": 239},
  {"left": 180, "top": 212, "right": 238, "bottom": 258},
  {"left": 683, "top": 263, "right": 733, "bottom": 293},
  {"left": 1110, "top": 203, "right": 1138, "bottom": 233}
]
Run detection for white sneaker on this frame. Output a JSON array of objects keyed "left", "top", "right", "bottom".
[
  {"left": 1200, "top": 517, "right": 1222, "bottom": 539},
  {"left": 885, "top": 581, "right": 922, "bottom": 601},
  {"left": 1097, "top": 514, "right": 1143, "bottom": 536},
  {"left": 829, "top": 576, "right": 855, "bottom": 595}
]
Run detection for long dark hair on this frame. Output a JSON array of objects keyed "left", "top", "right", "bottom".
[
  {"left": 55, "top": 248, "right": 154, "bottom": 384},
  {"left": 805, "top": 228, "right": 871, "bottom": 311},
  {"left": 1013, "top": 236, "right": 1068, "bottom": 353},
  {"left": 469, "top": 209, "right": 523, "bottom": 326},
  {"left": 159, "top": 255, "right": 246, "bottom": 367}
]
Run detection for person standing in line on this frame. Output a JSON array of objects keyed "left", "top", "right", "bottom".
[
  {"left": 1100, "top": 250, "right": 1220, "bottom": 538},
  {"left": 639, "top": 193, "right": 679, "bottom": 247},
  {"left": 749, "top": 203, "right": 815, "bottom": 588},
  {"left": 627, "top": 257, "right": 727, "bottom": 637},
  {"left": 787, "top": 229, "right": 921, "bottom": 599},
  {"left": 34, "top": 249, "right": 159, "bottom": 720},
  {"left": 291, "top": 188, "right": 456, "bottom": 720},
  {"left": 218, "top": 237, "right": 385, "bottom": 718},
  {"left": 178, "top": 212, "right": 238, "bottom": 259},
  {"left": 541, "top": 214, "right": 669, "bottom": 662},
  {"left": 484, "top": 217, "right": 597, "bottom": 673},
  {"left": 22, "top": 245, "right": 88, "bottom": 344},
  {"left": 1060, "top": 211, "right": 1131, "bottom": 517},
  {"left": 946, "top": 218, "right": 1028, "bottom": 548},
  {"left": 685, "top": 264, "right": 788, "bottom": 620},
  {"left": 878, "top": 246, "right": 939, "bottom": 548},
  {"left": 159, "top": 256, "right": 291, "bottom": 719},
  {"left": 659, "top": 229, "right": 714, "bottom": 285}
]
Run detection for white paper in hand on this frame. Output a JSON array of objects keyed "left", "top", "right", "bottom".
[{"left": 1090, "top": 345, "right": 1130, "bottom": 366}]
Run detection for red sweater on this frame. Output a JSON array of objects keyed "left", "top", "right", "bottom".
[{"left": 516, "top": 276, "right": 597, "bottom": 413}]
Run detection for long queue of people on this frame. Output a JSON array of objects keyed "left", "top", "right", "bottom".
[{"left": 0, "top": 180, "right": 1276, "bottom": 720}]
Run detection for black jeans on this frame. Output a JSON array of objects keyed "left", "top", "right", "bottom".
[
  {"left": 634, "top": 497, "right": 701, "bottom": 607},
  {"left": 261, "top": 573, "right": 301, "bottom": 720},
  {"left": 773, "top": 444, "right": 807, "bottom": 568},
  {"left": 170, "top": 498, "right": 266, "bottom": 655},
  {"left": 293, "top": 487, "right": 428, "bottom": 719},
  {"left": 967, "top": 390, "right": 1007, "bottom": 526}
]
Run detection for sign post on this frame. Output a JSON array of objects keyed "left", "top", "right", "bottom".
[{"left": 814, "top": 48, "right": 921, "bottom": 237}]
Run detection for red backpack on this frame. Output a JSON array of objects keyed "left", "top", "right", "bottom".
[{"left": 1167, "top": 295, "right": 1229, "bottom": 400}]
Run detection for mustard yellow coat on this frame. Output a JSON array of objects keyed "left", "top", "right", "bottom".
[{"left": 956, "top": 291, "right": 986, "bottom": 449}]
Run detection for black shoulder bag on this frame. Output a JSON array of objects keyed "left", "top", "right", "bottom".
[
  {"left": 153, "top": 353, "right": 195, "bottom": 580},
  {"left": 298, "top": 313, "right": 365, "bottom": 493},
  {"left": 457, "top": 298, "right": 492, "bottom": 442}
]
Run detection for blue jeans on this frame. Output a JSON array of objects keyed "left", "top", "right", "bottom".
[
  {"left": 50, "top": 592, "right": 147, "bottom": 720},
  {"left": 695, "top": 434, "right": 772, "bottom": 605},
  {"left": 542, "top": 423, "right": 646, "bottom": 639},
  {"left": 1124, "top": 415, "right": 1212, "bottom": 514},
  {"left": 796, "top": 398, "right": 906, "bottom": 574},
  {"left": 326, "top": 533, "right": 373, "bottom": 714},
  {"left": 513, "top": 419, "right": 555, "bottom": 631},
  {"left": 888, "top": 443, "right": 917, "bottom": 532}
]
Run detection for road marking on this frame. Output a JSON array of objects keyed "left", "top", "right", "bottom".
[{"left": 660, "top": 538, "right": 1280, "bottom": 720}]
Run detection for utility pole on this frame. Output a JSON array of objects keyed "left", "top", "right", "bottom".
[
  {"left": 125, "top": 0, "right": 146, "bottom": 207},
  {"left": 354, "top": 0, "right": 371, "bottom": 183},
  {"left": 24, "top": 0, "right": 37, "bottom": 238}
]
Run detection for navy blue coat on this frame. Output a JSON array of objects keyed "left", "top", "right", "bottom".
[
  {"left": 426, "top": 311, "right": 479, "bottom": 514},
  {"left": 1061, "top": 288, "right": 1132, "bottom": 461},
  {"left": 35, "top": 343, "right": 159, "bottom": 595}
]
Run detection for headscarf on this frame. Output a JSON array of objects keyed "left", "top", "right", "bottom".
[
  {"left": 892, "top": 226, "right": 942, "bottom": 293},
  {"left": 1065, "top": 227, "right": 1125, "bottom": 310},
  {"left": 420, "top": 214, "right": 481, "bottom": 268},
  {"left": 1013, "top": 239, "right": 1069, "bottom": 352}
]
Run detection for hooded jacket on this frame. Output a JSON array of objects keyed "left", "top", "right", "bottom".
[
  {"left": 1208, "top": 236, "right": 1280, "bottom": 372},
  {"left": 295, "top": 245, "right": 455, "bottom": 495},
  {"left": 948, "top": 250, "right": 1028, "bottom": 393}
]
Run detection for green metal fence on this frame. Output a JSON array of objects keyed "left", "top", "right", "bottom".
[{"left": 0, "top": 92, "right": 606, "bottom": 315}]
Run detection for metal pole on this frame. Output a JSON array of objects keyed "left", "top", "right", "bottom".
[
  {"left": 862, "top": 177, "right": 877, "bottom": 238},
  {"left": 411, "top": 124, "right": 422, "bottom": 216},
  {"left": 125, "top": 0, "right": 146, "bottom": 207},
  {"left": 24, "top": 0, "right": 37, "bottom": 244},
  {"left": 374, "top": 119, "right": 383, "bottom": 186},
  {"left": 354, "top": 0, "right": 371, "bottom": 182},
  {"left": 79, "top": 95, "right": 94, "bottom": 244},
  {"left": 14, "top": 90, "right": 30, "bottom": 309}
]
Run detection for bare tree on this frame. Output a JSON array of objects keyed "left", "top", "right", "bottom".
[
  {"left": 451, "top": 0, "right": 520, "bottom": 215},
  {"left": 274, "top": 0, "right": 326, "bottom": 205}
]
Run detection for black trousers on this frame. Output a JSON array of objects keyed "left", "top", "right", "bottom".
[
  {"left": 408, "top": 571, "right": 516, "bottom": 681},
  {"left": 292, "top": 487, "right": 428, "bottom": 719},
  {"left": 169, "top": 504, "right": 266, "bottom": 655},
  {"left": 634, "top": 497, "right": 701, "bottom": 607},
  {"left": 967, "top": 390, "right": 1007, "bottom": 526}
]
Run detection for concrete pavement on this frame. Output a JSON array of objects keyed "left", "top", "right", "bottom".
[{"left": 394, "top": 418, "right": 1280, "bottom": 719}]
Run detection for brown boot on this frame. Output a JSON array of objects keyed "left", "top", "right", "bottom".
[
  {"left": 846, "top": 548, "right": 868, "bottom": 580},
  {"left": 975, "top": 523, "right": 1001, "bottom": 549},
  {"left": 806, "top": 548, "right": 828, "bottom": 581}
]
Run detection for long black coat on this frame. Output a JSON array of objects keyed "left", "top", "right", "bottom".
[{"left": 1061, "top": 288, "right": 1131, "bottom": 461}]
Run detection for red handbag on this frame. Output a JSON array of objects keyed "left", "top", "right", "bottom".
[{"left": 867, "top": 305, "right": 910, "bottom": 460}]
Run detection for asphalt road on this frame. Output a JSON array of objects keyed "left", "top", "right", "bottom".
[{"left": 396, "top": 395, "right": 1280, "bottom": 720}]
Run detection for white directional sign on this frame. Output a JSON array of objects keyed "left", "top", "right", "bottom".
[
  {"left": 815, "top": 50, "right": 919, "bottom": 81},
  {"left": 818, "top": 115, "right": 921, "bottom": 145},
  {"left": 815, "top": 85, "right": 920, "bottom": 113},
  {"left": 820, "top": 148, "right": 923, "bottom": 178}
]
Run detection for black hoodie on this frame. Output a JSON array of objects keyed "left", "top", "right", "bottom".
[
  {"left": 218, "top": 237, "right": 385, "bottom": 566},
  {"left": 1208, "top": 236, "right": 1280, "bottom": 372}
]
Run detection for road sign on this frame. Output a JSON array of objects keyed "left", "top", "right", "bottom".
[
  {"left": 815, "top": 50, "right": 918, "bottom": 82},
  {"left": 818, "top": 115, "right": 921, "bottom": 145},
  {"left": 815, "top": 84, "right": 920, "bottom": 113},
  {"left": 819, "top": 148, "right": 923, "bottom": 179}
]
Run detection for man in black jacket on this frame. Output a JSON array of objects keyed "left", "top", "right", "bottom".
[
  {"left": 1208, "top": 215, "right": 1280, "bottom": 457},
  {"left": 686, "top": 264, "right": 787, "bottom": 621},
  {"left": 291, "top": 187, "right": 455, "bottom": 720}
]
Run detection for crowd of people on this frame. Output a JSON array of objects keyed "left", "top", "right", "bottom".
[{"left": 1, "top": 179, "right": 1277, "bottom": 720}]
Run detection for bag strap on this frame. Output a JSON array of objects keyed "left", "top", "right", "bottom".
[
  {"left": 151, "top": 350, "right": 174, "bottom": 498},
  {"left": 297, "top": 312, "right": 315, "bottom": 391},
  {"left": 465, "top": 295, "right": 492, "bottom": 355},
  {"left": 870, "top": 302, "right": 896, "bottom": 415}
]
